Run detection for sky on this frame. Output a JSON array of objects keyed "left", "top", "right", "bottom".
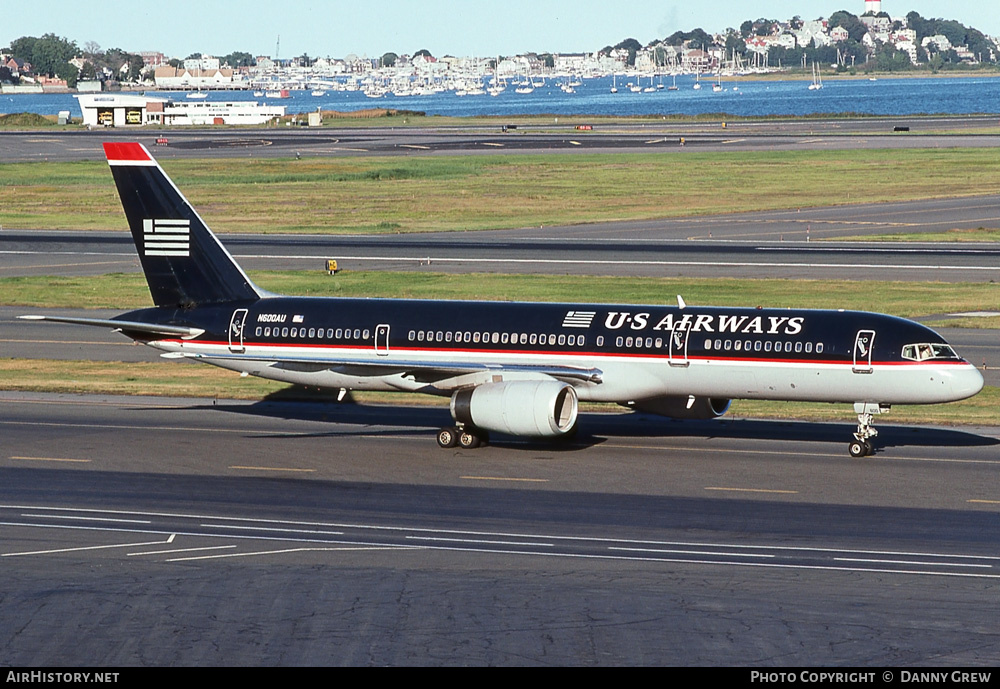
[{"left": 5, "top": 1, "right": 1000, "bottom": 60}]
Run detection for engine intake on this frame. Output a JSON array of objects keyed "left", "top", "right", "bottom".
[{"left": 451, "top": 380, "right": 578, "bottom": 438}]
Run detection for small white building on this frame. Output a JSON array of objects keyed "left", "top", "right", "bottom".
[
  {"left": 76, "top": 94, "right": 285, "bottom": 126},
  {"left": 76, "top": 93, "right": 168, "bottom": 126}
]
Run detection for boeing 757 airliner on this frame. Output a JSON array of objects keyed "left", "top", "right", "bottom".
[{"left": 22, "top": 143, "right": 984, "bottom": 456}]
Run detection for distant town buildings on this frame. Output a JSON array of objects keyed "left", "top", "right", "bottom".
[{"left": 3, "top": 0, "right": 999, "bottom": 97}]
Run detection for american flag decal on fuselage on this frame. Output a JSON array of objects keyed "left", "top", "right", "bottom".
[
  {"left": 143, "top": 218, "right": 190, "bottom": 257},
  {"left": 562, "top": 310, "right": 596, "bottom": 328}
]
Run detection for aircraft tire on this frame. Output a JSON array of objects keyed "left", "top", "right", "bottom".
[
  {"left": 849, "top": 440, "right": 868, "bottom": 458},
  {"left": 458, "top": 430, "right": 482, "bottom": 449},
  {"left": 437, "top": 427, "right": 459, "bottom": 448}
]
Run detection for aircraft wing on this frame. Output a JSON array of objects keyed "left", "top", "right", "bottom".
[
  {"left": 172, "top": 351, "right": 604, "bottom": 384},
  {"left": 18, "top": 315, "right": 205, "bottom": 339}
]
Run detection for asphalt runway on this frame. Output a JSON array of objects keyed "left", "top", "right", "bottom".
[
  {"left": 4, "top": 116, "right": 1000, "bottom": 162},
  {"left": 4, "top": 193, "right": 1000, "bottom": 281},
  {"left": 2, "top": 391, "right": 1000, "bottom": 665}
]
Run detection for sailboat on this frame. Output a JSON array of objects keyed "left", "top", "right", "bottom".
[
  {"left": 809, "top": 62, "right": 823, "bottom": 90},
  {"left": 610, "top": 73, "right": 618, "bottom": 93}
]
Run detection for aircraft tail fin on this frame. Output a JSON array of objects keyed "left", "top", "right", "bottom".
[{"left": 103, "top": 142, "right": 262, "bottom": 309}]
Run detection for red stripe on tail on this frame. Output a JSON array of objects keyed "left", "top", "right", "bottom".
[{"left": 103, "top": 142, "right": 152, "bottom": 162}]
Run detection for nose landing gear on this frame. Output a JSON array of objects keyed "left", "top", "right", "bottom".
[{"left": 849, "top": 402, "right": 890, "bottom": 457}]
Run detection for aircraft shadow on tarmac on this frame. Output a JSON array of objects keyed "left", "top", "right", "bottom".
[{"left": 179, "top": 396, "right": 999, "bottom": 454}]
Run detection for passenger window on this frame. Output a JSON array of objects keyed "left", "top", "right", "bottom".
[{"left": 255, "top": 327, "right": 262, "bottom": 337}]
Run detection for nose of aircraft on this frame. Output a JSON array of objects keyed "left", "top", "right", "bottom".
[{"left": 949, "top": 363, "right": 985, "bottom": 401}]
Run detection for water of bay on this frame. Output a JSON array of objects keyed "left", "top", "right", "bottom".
[{"left": 2, "top": 74, "right": 999, "bottom": 119}]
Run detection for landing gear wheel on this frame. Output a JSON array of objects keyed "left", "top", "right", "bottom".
[
  {"left": 437, "top": 427, "right": 459, "bottom": 448},
  {"left": 849, "top": 439, "right": 875, "bottom": 457},
  {"left": 458, "top": 431, "right": 483, "bottom": 450}
]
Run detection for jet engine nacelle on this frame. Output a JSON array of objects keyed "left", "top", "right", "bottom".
[
  {"left": 629, "top": 395, "right": 731, "bottom": 420},
  {"left": 451, "top": 380, "right": 579, "bottom": 438}
]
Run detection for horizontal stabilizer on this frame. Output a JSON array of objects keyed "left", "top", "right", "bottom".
[{"left": 18, "top": 315, "right": 204, "bottom": 339}]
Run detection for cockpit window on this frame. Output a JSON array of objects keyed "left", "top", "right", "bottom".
[{"left": 902, "top": 343, "right": 959, "bottom": 361}]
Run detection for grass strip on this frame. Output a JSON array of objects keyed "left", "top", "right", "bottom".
[
  {"left": 830, "top": 228, "right": 1000, "bottom": 242},
  {"left": 5, "top": 148, "right": 1000, "bottom": 234}
]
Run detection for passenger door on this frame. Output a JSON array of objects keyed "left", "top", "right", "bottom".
[
  {"left": 852, "top": 330, "right": 875, "bottom": 374},
  {"left": 228, "top": 309, "right": 248, "bottom": 354}
]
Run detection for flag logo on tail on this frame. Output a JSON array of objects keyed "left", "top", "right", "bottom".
[{"left": 143, "top": 218, "right": 190, "bottom": 257}]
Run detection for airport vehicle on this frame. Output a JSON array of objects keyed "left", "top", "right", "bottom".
[{"left": 22, "top": 143, "right": 985, "bottom": 456}]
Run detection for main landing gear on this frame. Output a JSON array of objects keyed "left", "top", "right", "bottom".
[
  {"left": 849, "top": 402, "right": 890, "bottom": 457},
  {"left": 436, "top": 425, "right": 489, "bottom": 450}
]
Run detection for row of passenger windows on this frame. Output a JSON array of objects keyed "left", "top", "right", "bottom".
[
  {"left": 408, "top": 330, "right": 587, "bottom": 347},
  {"left": 703, "top": 339, "right": 824, "bottom": 354},
  {"left": 612, "top": 335, "right": 824, "bottom": 355},
  {"left": 255, "top": 326, "right": 371, "bottom": 340},
  {"left": 253, "top": 325, "right": 825, "bottom": 357}
]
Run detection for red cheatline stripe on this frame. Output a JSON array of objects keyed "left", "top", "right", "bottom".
[{"left": 103, "top": 142, "right": 152, "bottom": 162}]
